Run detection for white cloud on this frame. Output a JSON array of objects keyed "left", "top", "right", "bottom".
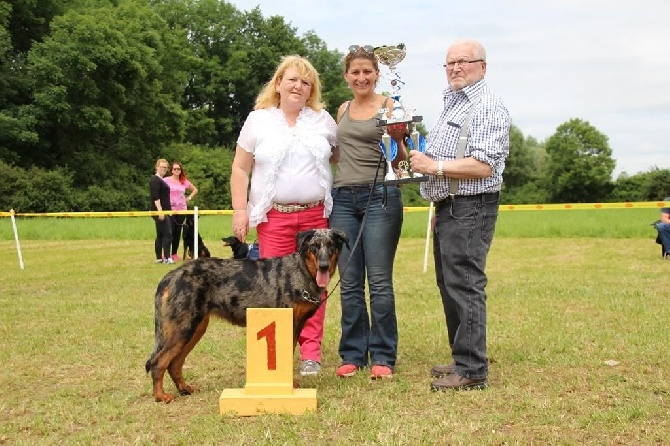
[{"left": 231, "top": 0, "right": 670, "bottom": 176}]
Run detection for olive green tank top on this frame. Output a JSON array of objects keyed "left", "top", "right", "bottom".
[{"left": 334, "top": 101, "right": 387, "bottom": 187}]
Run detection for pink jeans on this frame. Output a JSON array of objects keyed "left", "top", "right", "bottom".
[{"left": 256, "top": 205, "right": 328, "bottom": 363}]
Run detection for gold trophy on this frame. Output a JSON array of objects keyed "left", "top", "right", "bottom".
[{"left": 375, "top": 43, "right": 426, "bottom": 184}]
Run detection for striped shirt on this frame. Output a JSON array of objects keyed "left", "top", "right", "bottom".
[{"left": 420, "top": 79, "right": 510, "bottom": 202}]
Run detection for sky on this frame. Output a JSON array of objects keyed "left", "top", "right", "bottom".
[{"left": 230, "top": 0, "right": 670, "bottom": 177}]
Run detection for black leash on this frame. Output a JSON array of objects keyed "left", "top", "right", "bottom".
[{"left": 321, "top": 151, "right": 386, "bottom": 304}]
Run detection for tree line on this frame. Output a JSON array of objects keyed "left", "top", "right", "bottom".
[{"left": 1, "top": 0, "right": 668, "bottom": 213}]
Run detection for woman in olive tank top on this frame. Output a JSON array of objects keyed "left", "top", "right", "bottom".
[{"left": 330, "top": 46, "right": 408, "bottom": 380}]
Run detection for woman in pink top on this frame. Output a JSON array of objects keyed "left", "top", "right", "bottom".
[{"left": 163, "top": 161, "right": 198, "bottom": 261}]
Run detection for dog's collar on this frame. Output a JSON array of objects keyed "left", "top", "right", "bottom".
[{"left": 301, "top": 290, "right": 321, "bottom": 305}]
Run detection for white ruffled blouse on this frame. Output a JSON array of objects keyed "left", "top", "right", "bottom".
[{"left": 237, "top": 106, "right": 337, "bottom": 228}]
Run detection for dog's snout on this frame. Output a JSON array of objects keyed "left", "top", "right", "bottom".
[{"left": 317, "top": 245, "right": 332, "bottom": 270}]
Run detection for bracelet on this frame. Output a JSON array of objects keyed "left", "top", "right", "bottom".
[{"left": 233, "top": 209, "right": 247, "bottom": 213}]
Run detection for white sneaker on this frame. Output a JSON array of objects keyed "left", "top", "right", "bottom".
[
  {"left": 300, "top": 360, "right": 321, "bottom": 376},
  {"left": 155, "top": 259, "right": 164, "bottom": 264},
  {"left": 164, "top": 258, "right": 175, "bottom": 264}
]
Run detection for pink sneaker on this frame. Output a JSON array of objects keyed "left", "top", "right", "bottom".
[
  {"left": 336, "top": 364, "right": 359, "bottom": 378},
  {"left": 171, "top": 254, "right": 180, "bottom": 261},
  {"left": 370, "top": 365, "right": 393, "bottom": 379}
]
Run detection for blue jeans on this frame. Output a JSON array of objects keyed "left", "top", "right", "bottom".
[
  {"left": 330, "top": 184, "right": 403, "bottom": 369},
  {"left": 658, "top": 222, "right": 670, "bottom": 256},
  {"left": 433, "top": 192, "right": 499, "bottom": 380}
]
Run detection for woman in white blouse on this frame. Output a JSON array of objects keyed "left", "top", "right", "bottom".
[{"left": 230, "top": 55, "right": 337, "bottom": 377}]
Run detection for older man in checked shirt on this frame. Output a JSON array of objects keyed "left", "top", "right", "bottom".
[{"left": 409, "top": 39, "right": 510, "bottom": 391}]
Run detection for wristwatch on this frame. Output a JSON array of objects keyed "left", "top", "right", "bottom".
[{"left": 435, "top": 160, "right": 444, "bottom": 178}]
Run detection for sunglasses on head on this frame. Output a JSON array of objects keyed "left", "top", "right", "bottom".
[{"left": 348, "top": 44, "right": 375, "bottom": 54}]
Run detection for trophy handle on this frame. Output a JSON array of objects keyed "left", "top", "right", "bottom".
[
  {"left": 409, "top": 123, "right": 422, "bottom": 177},
  {"left": 381, "top": 131, "right": 396, "bottom": 181}
]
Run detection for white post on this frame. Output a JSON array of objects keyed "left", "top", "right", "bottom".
[
  {"left": 10, "top": 209, "right": 25, "bottom": 270},
  {"left": 193, "top": 206, "right": 199, "bottom": 260},
  {"left": 422, "top": 203, "right": 434, "bottom": 273}
]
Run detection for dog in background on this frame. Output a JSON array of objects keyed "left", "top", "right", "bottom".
[
  {"left": 181, "top": 215, "right": 210, "bottom": 260},
  {"left": 145, "top": 228, "right": 349, "bottom": 403},
  {"left": 221, "top": 235, "right": 258, "bottom": 260}
]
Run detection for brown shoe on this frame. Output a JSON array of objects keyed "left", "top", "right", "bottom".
[
  {"left": 431, "top": 373, "right": 488, "bottom": 391},
  {"left": 431, "top": 363, "right": 455, "bottom": 378}
]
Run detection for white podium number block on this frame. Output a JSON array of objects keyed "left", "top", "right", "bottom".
[{"left": 219, "top": 308, "right": 317, "bottom": 416}]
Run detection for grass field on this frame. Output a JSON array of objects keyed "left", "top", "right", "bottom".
[
  {"left": 0, "top": 207, "right": 663, "bottom": 241},
  {"left": 0, "top": 209, "right": 668, "bottom": 444}
]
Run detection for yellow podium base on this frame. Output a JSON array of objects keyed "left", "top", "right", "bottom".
[
  {"left": 219, "top": 388, "right": 317, "bottom": 416},
  {"left": 220, "top": 309, "right": 317, "bottom": 416}
]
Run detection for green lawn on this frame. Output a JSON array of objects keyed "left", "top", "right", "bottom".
[{"left": 0, "top": 209, "right": 667, "bottom": 444}]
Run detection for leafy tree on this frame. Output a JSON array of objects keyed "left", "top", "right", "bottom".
[
  {"left": 301, "top": 30, "right": 348, "bottom": 117},
  {"left": 503, "top": 124, "right": 537, "bottom": 189},
  {"left": 158, "top": 2, "right": 341, "bottom": 148},
  {"left": 0, "top": 0, "right": 71, "bottom": 164},
  {"left": 25, "top": 0, "right": 190, "bottom": 188},
  {"left": 499, "top": 124, "right": 550, "bottom": 204},
  {"left": 155, "top": 0, "right": 243, "bottom": 147},
  {"left": 611, "top": 167, "right": 670, "bottom": 202},
  {"left": 162, "top": 1, "right": 312, "bottom": 148},
  {"left": 163, "top": 143, "right": 235, "bottom": 210},
  {"left": 544, "top": 118, "right": 615, "bottom": 203},
  {"left": 220, "top": 8, "right": 307, "bottom": 146},
  {"left": 0, "top": 159, "right": 78, "bottom": 212}
]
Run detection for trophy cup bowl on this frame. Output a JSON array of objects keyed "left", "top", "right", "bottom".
[{"left": 375, "top": 43, "right": 406, "bottom": 70}]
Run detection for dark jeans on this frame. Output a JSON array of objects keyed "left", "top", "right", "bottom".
[
  {"left": 657, "top": 222, "right": 670, "bottom": 256},
  {"left": 330, "top": 184, "right": 403, "bottom": 369},
  {"left": 171, "top": 214, "right": 186, "bottom": 256},
  {"left": 433, "top": 192, "right": 499, "bottom": 380},
  {"left": 153, "top": 216, "right": 172, "bottom": 260}
]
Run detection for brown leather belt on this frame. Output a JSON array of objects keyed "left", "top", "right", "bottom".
[{"left": 272, "top": 200, "right": 324, "bottom": 213}]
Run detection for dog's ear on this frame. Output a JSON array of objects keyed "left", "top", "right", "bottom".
[
  {"left": 330, "top": 229, "right": 350, "bottom": 251},
  {"left": 296, "top": 229, "right": 315, "bottom": 253}
]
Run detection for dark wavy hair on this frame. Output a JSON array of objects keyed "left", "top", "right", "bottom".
[
  {"left": 170, "top": 161, "right": 187, "bottom": 184},
  {"left": 344, "top": 46, "right": 380, "bottom": 73}
]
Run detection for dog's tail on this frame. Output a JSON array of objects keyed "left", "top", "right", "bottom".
[
  {"left": 146, "top": 282, "right": 168, "bottom": 374},
  {"left": 145, "top": 337, "right": 161, "bottom": 373},
  {"left": 145, "top": 340, "right": 164, "bottom": 374}
]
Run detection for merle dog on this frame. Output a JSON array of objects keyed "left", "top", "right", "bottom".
[{"left": 145, "top": 228, "right": 349, "bottom": 403}]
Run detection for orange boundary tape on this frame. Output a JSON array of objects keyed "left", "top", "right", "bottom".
[{"left": 1, "top": 202, "right": 668, "bottom": 218}]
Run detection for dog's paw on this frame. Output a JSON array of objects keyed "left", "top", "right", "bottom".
[
  {"left": 179, "top": 384, "right": 196, "bottom": 395},
  {"left": 154, "top": 392, "right": 175, "bottom": 404}
]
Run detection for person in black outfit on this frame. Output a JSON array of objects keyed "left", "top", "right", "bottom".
[{"left": 150, "top": 158, "right": 173, "bottom": 264}]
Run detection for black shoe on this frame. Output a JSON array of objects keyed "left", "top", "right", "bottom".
[{"left": 431, "top": 373, "right": 488, "bottom": 391}]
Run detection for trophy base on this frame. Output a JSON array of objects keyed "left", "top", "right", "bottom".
[
  {"left": 377, "top": 115, "right": 423, "bottom": 127},
  {"left": 383, "top": 175, "right": 428, "bottom": 186}
]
